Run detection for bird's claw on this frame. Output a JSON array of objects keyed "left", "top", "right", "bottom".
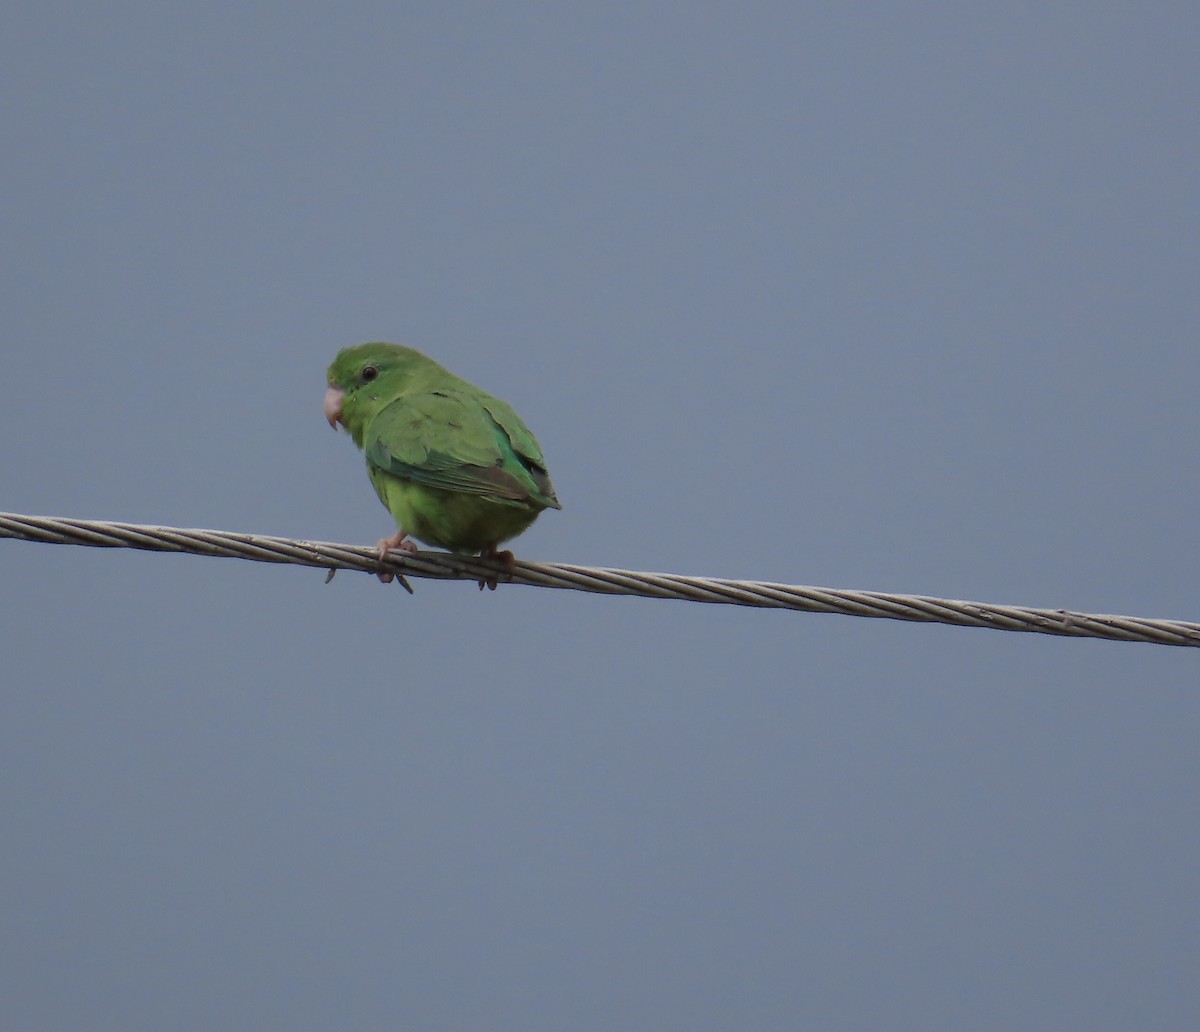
[
  {"left": 376, "top": 532, "right": 418, "bottom": 593},
  {"left": 477, "top": 547, "right": 516, "bottom": 591}
]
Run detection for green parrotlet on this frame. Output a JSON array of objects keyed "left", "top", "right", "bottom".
[{"left": 325, "top": 342, "right": 561, "bottom": 587}]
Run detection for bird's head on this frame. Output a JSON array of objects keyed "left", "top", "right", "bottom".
[{"left": 325, "top": 342, "right": 447, "bottom": 448}]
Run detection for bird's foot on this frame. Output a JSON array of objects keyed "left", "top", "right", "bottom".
[
  {"left": 477, "top": 546, "right": 516, "bottom": 591},
  {"left": 376, "top": 532, "right": 417, "bottom": 592}
]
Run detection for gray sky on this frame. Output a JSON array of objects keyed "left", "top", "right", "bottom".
[{"left": 3, "top": 5, "right": 1198, "bottom": 1030}]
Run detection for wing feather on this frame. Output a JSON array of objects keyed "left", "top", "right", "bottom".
[{"left": 364, "top": 391, "right": 560, "bottom": 510}]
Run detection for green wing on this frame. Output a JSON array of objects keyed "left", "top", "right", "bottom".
[{"left": 364, "top": 390, "right": 560, "bottom": 510}]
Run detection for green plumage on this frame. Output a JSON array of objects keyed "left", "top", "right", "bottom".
[{"left": 326, "top": 342, "right": 560, "bottom": 555}]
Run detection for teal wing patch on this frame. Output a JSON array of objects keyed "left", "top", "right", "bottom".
[{"left": 365, "top": 391, "right": 560, "bottom": 510}]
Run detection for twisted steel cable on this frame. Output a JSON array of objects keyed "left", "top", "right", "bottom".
[{"left": 2, "top": 511, "right": 1197, "bottom": 648}]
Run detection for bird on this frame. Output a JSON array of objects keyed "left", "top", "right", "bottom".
[{"left": 325, "top": 342, "right": 561, "bottom": 588}]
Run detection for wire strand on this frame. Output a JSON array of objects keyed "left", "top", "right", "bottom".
[{"left": 2, "top": 511, "right": 1197, "bottom": 648}]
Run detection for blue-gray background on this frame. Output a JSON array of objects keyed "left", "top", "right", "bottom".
[{"left": 3, "top": 5, "right": 1197, "bottom": 1030}]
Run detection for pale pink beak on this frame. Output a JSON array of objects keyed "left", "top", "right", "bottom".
[{"left": 324, "top": 386, "right": 345, "bottom": 430}]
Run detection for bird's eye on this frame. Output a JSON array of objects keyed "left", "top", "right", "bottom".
[{"left": 361, "top": 365, "right": 379, "bottom": 383}]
